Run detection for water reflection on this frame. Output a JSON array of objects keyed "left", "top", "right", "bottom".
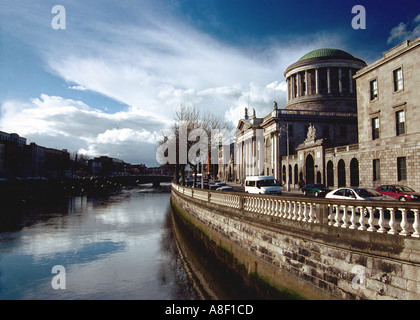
[{"left": 0, "top": 186, "right": 199, "bottom": 300}]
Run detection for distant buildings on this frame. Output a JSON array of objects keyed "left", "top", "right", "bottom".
[{"left": 0, "top": 131, "right": 159, "bottom": 179}]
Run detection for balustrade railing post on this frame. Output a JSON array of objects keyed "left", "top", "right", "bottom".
[
  {"left": 377, "top": 208, "right": 386, "bottom": 233},
  {"left": 412, "top": 209, "right": 420, "bottom": 238},
  {"left": 314, "top": 203, "right": 326, "bottom": 224},
  {"left": 302, "top": 202, "right": 307, "bottom": 222},
  {"left": 341, "top": 205, "right": 348, "bottom": 228},
  {"left": 334, "top": 205, "right": 340, "bottom": 227},
  {"left": 349, "top": 206, "right": 356, "bottom": 229},
  {"left": 387, "top": 207, "right": 397, "bottom": 235},
  {"left": 399, "top": 208, "right": 409, "bottom": 236},
  {"left": 358, "top": 206, "right": 366, "bottom": 231},
  {"left": 367, "top": 207, "right": 375, "bottom": 232}
]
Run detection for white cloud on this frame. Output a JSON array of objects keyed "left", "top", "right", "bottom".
[
  {"left": 0, "top": 95, "right": 164, "bottom": 165},
  {"left": 388, "top": 14, "right": 420, "bottom": 44},
  {"left": 0, "top": 1, "right": 344, "bottom": 165}
]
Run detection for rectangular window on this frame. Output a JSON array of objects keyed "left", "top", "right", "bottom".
[
  {"left": 370, "top": 79, "right": 378, "bottom": 100},
  {"left": 396, "top": 110, "right": 405, "bottom": 136},
  {"left": 373, "top": 159, "right": 380, "bottom": 181},
  {"left": 372, "top": 117, "right": 380, "bottom": 140},
  {"left": 397, "top": 157, "right": 407, "bottom": 181},
  {"left": 393, "top": 68, "right": 403, "bottom": 92}
]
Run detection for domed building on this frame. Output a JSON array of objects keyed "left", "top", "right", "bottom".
[
  {"left": 231, "top": 48, "right": 366, "bottom": 186},
  {"left": 284, "top": 48, "right": 366, "bottom": 112},
  {"left": 223, "top": 39, "right": 420, "bottom": 192}
]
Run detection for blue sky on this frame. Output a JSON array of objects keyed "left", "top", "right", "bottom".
[{"left": 1, "top": 0, "right": 419, "bottom": 166}]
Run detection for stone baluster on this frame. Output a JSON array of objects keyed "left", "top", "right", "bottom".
[
  {"left": 283, "top": 200, "right": 288, "bottom": 218},
  {"left": 399, "top": 208, "right": 409, "bottom": 236},
  {"left": 297, "top": 202, "right": 302, "bottom": 221},
  {"left": 274, "top": 200, "right": 280, "bottom": 217},
  {"left": 327, "top": 205, "right": 332, "bottom": 225},
  {"left": 387, "top": 208, "right": 397, "bottom": 235},
  {"left": 377, "top": 208, "right": 386, "bottom": 233},
  {"left": 302, "top": 202, "right": 307, "bottom": 222},
  {"left": 267, "top": 199, "right": 271, "bottom": 215},
  {"left": 287, "top": 201, "right": 292, "bottom": 219},
  {"left": 358, "top": 206, "right": 366, "bottom": 231},
  {"left": 308, "top": 203, "right": 314, "bottom": 223},
  {"left": 341, "top": 205, "right": 348, "bottom": 228},
  {"left": 292, "top": 201, "right": 297, "bottom": 220},
  {"left": 412, "top": 209, "right": 420, "bottom": 238},
  {"left": 271, "top": 199, "right": 276, "bottom": 216},
  {"left": 349, "top": 206, "right": 356, "bottom": 229},
  {"left": 367, "top": 207, "right": 375, "bottom": 232},
  {"left": 334, "top": 205, "right": 340, "bottom": 227}
]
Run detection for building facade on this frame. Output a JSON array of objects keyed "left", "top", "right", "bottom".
[
  {"left": 229, "top": 48, "right": 366, "bottom": 186},
  {"left": 222, "top": 38, "right": 420, "bottom": 191},
  {"left": 354, "top": 38, "right": 420, "bottom": 191}
]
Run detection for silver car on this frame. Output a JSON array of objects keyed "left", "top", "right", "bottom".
[{"left": 325, "top": 187, "right": 394, "bottom": 201}]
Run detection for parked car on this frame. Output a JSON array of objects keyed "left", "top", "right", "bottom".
[
  {"left": 325, "top": 187, "right": 394, "bottom": 201},
  {"left": 301, "top": 184, "right": 331, "bottom": 197},
  {"left": 216, "top": 186, "right": 237, "bottom": 192},
  {"left": 245, "top": 176, "right": 282, "bottom": 195},
  {"left": 376, "top": 185, "right": 420, "bottom": 202}
]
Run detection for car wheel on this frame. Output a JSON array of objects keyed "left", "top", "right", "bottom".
[{"left": 399, "top": 197, "right": 407, "bottom": 201}]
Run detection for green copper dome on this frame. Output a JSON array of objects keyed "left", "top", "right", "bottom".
[{"left": 298, "top": 48, "right": 356, "bottom": 61}]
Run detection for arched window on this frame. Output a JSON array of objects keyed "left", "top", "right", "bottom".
[
  {"left": 338, "top": 159, "right": 346, "bottom": 187},
  {"left": 305, "top": 154, "right": 315, "bottom": 184},
  {"left": 350, "top": 158, "right": 359, "bottom": 187},
  {"left": 327, "top": 161, "right": 334, "bottom": 187}
]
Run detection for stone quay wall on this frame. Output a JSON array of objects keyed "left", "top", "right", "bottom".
[{"left": 171, "top": 183, "right": 420, "bottom": 300}]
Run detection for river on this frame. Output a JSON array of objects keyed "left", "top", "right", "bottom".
[{"left": 0, "top": 184, "right": 201, "bottom": 300}]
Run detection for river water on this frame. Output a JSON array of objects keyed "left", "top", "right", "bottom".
[{"left": 0, "top": 184, "right": 201, "bottom": 300}]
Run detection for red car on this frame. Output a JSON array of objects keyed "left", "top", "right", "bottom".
[{"left": 376, "top": 185, "right": 420, "bottom": 201}]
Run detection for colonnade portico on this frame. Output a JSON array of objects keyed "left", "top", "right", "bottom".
[
  {"left": 286, "top": 66, "right": 355, "bottom": 99},
  {"left": 284, "top": 49, "right": 367, "bottom": 113}
]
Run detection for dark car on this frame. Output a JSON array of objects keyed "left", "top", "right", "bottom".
[
  {"left": 301, "top": 184, "right": 331, "bottom": 197},
  {"left": 376, "top": 185, "right": 420, "bottom": 201}
]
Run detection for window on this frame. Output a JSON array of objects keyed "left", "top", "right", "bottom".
[
  {"left": 397, "top": 157, "right": 407, "bottom": 181},
  {"left": 373, "top": 159, "right": 380, "bottom": 181},
  {"left": 393, "top": 68, "right": 403, "bottom": 92},
  {"left": 370, "top": 79, "right": 378, "bottom": 100},
  {"left": 396, "top": 110, "right": 405, "bottom": 136},
  {"left": 372, "top": 117, "right": 380, "bottom": 140}
]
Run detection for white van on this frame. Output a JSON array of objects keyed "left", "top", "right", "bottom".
[{"left": 245, "top": 176, "right": 282, "bottom": 195}]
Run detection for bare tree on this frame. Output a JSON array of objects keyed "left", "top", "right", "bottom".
[{"left": 157, "top": 105, "right": 233, "bottom": 187}]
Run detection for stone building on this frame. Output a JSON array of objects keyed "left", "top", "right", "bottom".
[
  {"left": 354, "top": 37, "right": 420, "bottom": 191},
  {"left": 230, "top": 48, "right": 367, "bottom": 186},
  {"left": 223, "top": 38, "right": 420, "bottom": 191}
]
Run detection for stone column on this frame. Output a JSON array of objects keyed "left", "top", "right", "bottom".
[
  {"left": 349, "top": 69, "right": 353, "bottom": 94},
  {"left": 338, "top": 67, "right": 343, "bottom": 93},
  {"left": 304, "top": 70, "right": 308, "bottom": 96},
  {"left": 296, "top": 73, "right": 301, "bottom": 97},
  {"left": 327, "top": 67, "right": 331, "bottom": 94},
  {"left": 315, "top": 68, "right": 319, "bottom": 94}
]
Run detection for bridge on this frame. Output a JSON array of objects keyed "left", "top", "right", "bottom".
[{"left": 171, "top": 183, "right": 420, "bottom": 300}]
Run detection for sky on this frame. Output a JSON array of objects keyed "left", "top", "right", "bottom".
[{"left": 1, "top": 0, "right": 420, "bottom": 166}]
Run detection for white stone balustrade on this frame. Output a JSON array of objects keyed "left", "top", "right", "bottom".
[{"left": 174, "top": 183, "right": 420, "bottom": 238}]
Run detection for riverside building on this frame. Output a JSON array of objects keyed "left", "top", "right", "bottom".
[{"left": 222, "top": 37, "right": 420, "bottom": 190}]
